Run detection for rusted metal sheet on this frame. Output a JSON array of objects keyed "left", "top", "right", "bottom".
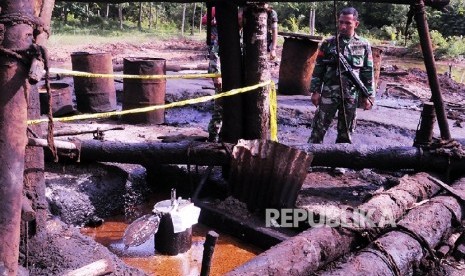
[
  {"left": 39, "top": 82, "right": 74, "bottom": 116},
  {"left": 278, "top": 33, "right": 321, "bottom": 95},
  {"left": 229, "top": 140, "right": 313, "bottom": 210},
  {"left": 71, "top": 52, "right": 117, "bottom": 113},
  {"left": 122, "top": 57, "right": 166, "bottom": 124},
  {"left": 371, "top": 46, "right": 383, "bottom": 89}
]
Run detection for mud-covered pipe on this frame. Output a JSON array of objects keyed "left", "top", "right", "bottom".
[
  {"left": 413, "top": 0, "right": 451, "bottom": 140},
  {"left": 34, "top": 140, "right": 465, "bottom": 174},
  {"left": 216, "top": 2, "right": 244, "bottom": 143},
  {"left": 0, "top": 1, "right": 34, "bottom": 274},
  {"left": 24, "top": 0, "right": 56, "bottom": 238},
  {"left": 242, "top": 3, "right": 270, "bottom": 140}
]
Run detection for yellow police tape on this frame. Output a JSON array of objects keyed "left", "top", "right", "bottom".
[
  {"left": 49, "top": 67, "right": 221, "bottom": 80},
  {"left": 28, "top": 79, "right": 279, "bottom": 142}
]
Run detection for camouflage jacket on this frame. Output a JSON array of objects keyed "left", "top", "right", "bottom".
[
  {"left": 310, "top": 34, "right": 374, "bottom": 99},
  {"left": 267, "top": 9, "right": 278, "bottom": 45}
]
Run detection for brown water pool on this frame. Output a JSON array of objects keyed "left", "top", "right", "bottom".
[{"left": 81, "top": 217, "right": 261, "bottom": 275}]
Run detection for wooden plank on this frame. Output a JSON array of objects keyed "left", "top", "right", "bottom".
[{"left": 63, "top": 259, "right": 114, "bottom": 276}]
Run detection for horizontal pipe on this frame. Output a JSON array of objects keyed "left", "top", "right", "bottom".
[
  {"left": 29, "top": 139, "right": 465, "bottom": 173},
  {"left": 28, "top": 138, "right": 78, "bottom": 150}
]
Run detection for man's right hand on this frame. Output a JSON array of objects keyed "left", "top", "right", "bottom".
[{"left": 311, "top": 92, "right": 321, "bottom": 107}]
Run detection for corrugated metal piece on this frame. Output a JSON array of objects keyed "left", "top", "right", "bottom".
[{"left": 229, "top": 139, "right": 313, "bottom": 211}]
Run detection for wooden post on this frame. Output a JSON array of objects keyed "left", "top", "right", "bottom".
[
  {"left": 200, "top": 231, "right": 219, "bottom": 276},
  {"left": 0, "top": 1, "right": 34, "bottom": 274},
  {"left": 415, "top": 102, "right": 436, "bottom": 147},
  {"left": 242, "top": 3, "right": 271, "bottom": 140}
]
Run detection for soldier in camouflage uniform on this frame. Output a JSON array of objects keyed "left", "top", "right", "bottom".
[
  {"left": 203, "top": 7, "right": 223, "bottom": 142},
  {"left": 265, "top": 4, "right": 278, "bottom": 60},
  {"left": 308, "top": 7, "right": 374, "bottom": 144}
]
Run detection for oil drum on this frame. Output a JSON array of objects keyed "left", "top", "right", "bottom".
[
  {"left": 39, "top": 82, "right": 74, "bottom": 117},
  {"left": 371, "top": 46, "right": 383, "bottom": 90},
  {"left": 278, "top": 34, "right": 321, "bottom": 95},
  {"left": 71, "top": 52, "right": 116, "bottom": 113},
  {"left": 122, "top": 57, "right": 166, "bottom": 124}
]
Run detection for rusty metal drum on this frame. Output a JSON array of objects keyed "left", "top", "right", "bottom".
[
  {"left": 122, "top": 57, "right": 166, "bottom": 124},
  {"left": 371, "top": 46, "right": 383, "bottom": 90},
  {"left": 278, "top": 33, "right": 322, "bottom": 95},
  {"left": 71, "top": 52, "right": 116, "bottom": 113},
  {"left": 39, "top": 82, "right": 74, "bottom": 117}
]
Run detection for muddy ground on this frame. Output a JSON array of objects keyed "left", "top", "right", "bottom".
[{"left": 27, "top": 38, "right": 465, "bottom": 275}]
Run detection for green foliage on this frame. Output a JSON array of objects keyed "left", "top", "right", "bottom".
[
  {"left": 428, "top": 0, "right": 465, "bottom": 37},
  {"left": 283, "top": 15, "right": 305, "bottom": 32},
  {"left": 407, "top": 29, "right": 465, "bottom": 59},
  {"left": 49, "top": 2, "right": 464, "bottom": 59},
  {"left": 441, "top": 36, "right": 465, "bottom": 58}
]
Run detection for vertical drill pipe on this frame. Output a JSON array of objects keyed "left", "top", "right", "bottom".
[
  {"left": 22, "top": 0, "right": 56, "bottom": 252},
  {"left": 216, "top": 2, "right": 244, "bottom": 143},
  {"left": 200, "top": 231, "right": 219, "bottom": 276},
  {"left": 0, "top": 1, "right": 34, "bottom": 274},
  {"left": 242, "top": 3, "right": 270, "bottom": 140},
  {"left": 413, "top": 0, "right": 451, "bottom": 140}
]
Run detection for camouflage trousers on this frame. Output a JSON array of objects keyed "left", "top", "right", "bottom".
[
  {"left": 207, "top": 43, "right": 222, "bottom": 142},
  {"left": 309, "top": 96, "right": 358, "bottom": 144},
  {"left": 208, "top": 44, "right": 221, "bottom": 74},
  {"left": 208, "top": 87, "right": 223, "bottom": 142}
]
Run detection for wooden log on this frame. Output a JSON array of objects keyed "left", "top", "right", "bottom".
[
  {"left": 452, "top": 232, "right": 465, "bottom": 260},
  {"left": 316, "top": 178, "right": 465, "bottom": 275},
  {"left": 225, "top": 173, "right": 442, "bottom": 275},
  {"left": 63, "top": 259, "right": 114, "bottom": 276},
  {"left": 436, "top": 231, "right": 462, "bottom": 258}
]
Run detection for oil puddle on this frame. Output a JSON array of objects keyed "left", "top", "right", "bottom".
[{"left": 81, "top": 217, "right": 261, "bottom": 275}]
